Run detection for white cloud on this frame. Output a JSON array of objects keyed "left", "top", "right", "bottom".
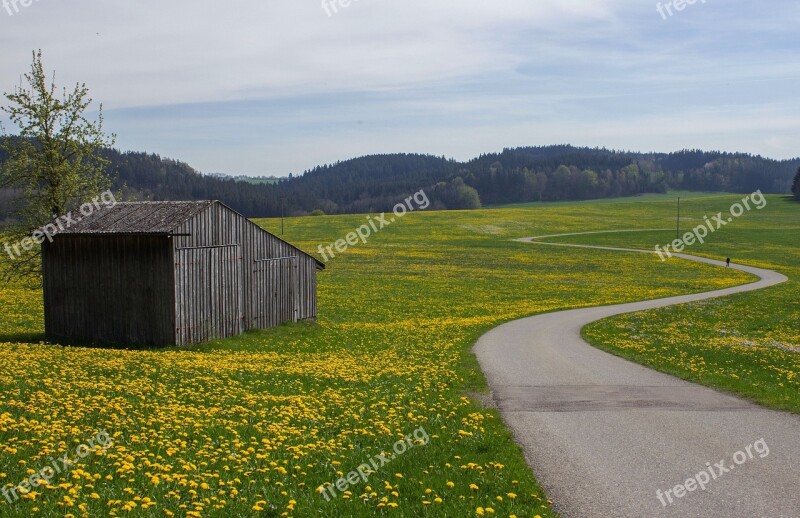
[{"left": 1, "top": 0, "right": 798, "bottom": 174}]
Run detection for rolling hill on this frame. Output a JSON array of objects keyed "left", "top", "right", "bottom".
[{"left": 2, "top": 144, "right": 798, "bottom": 218}]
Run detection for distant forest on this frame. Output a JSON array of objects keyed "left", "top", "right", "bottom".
[{"left": 1, "top": 144, "right": 798, "bottom": 218}]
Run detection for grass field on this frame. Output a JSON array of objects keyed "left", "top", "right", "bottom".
[
  {"left": 0, "top": 192, "right": 794, "bottom": 516},
  {"left": 576, "top": 196, "right": 800, "bottom": 413}
]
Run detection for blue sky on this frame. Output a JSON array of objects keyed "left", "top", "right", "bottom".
[{"left": 1, "top": 0, "right": 798, "bottom": 176}]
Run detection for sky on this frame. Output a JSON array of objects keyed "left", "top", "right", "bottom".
[{"left": 1, "top": 0, "right": 798, "bottom": 177}]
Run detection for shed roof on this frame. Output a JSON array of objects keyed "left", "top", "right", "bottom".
[
  {"left": 54, "top": 200, "right": 325, "bottom": 269},
  {"left": 59, "top": 201, "right": 216, "bottom": 235}
]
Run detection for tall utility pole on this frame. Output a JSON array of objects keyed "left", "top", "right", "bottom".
[
  {"left": 676, "top": 196, "right": 681, "bottom": 240},
  {"left": 280, "top": 196, "right": 285, "bottom": 235}
]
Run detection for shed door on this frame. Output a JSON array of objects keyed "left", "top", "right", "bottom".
[
  {"left": 251, "top": 257, "right": 298, "bottom": 329},
  {"left": 175, "top": 245, "right": 243, "bottom": 345}
]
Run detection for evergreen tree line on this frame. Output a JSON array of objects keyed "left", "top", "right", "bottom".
[
  {"left": 1, "top": 143, "right": 798, "bottom": 218},
  {"left": 793, "top": 167, "right": 800, "bottom": 200}
]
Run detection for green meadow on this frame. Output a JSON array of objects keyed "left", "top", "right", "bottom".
[{"left": 0, "top": 192, "right": 795, "bottom": 516}]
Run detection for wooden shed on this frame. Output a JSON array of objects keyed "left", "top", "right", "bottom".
[{"left": 42, "top": 200, "right": 324, "bottom": 346}]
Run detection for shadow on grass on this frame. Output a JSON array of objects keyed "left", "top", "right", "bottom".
[
  {"left": 0, "top": 329, "right": 173, "bottom": 351},
  {"left": 0, "top": 330, "right": 47, "bottom": 344},
  {"left": 0, "top": 320, "right": 319, "bottom": 353},
  {"left": 180, "top": 320, "right": 320, "bottom": 353}
]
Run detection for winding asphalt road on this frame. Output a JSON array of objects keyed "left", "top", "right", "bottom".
[{"left": 474, "top": 232, "right": 799, "bottom": 517}]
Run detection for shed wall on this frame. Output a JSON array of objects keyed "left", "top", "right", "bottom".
[
  {"left": 174, "top": 244, "right": 244, "bottom": 345},
  {"left": 173, "top": 204, "right": 318, "bottom": 331},
  {"left": 43, "top": 235, "right": 175, "bottom": 345}
]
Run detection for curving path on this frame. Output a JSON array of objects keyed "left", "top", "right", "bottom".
[{"left": 474, "top": 231, "right": 798, "bottom": 517}]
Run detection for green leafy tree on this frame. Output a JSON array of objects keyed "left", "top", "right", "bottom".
[
  {"left": 793, "top": 167, "right": 800, "bottom": 200},
  {"left": 431, "top": 177, "right": 481, "bottom": 209},
  {"left": 1, "top": 50, "right": 115, "bottom": 283}
]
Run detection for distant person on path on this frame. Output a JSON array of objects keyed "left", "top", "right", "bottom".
[{"left": 726, "top": 257, "right": 731, "bottom": 268}]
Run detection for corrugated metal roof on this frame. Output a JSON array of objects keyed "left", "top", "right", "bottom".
[{"left": 59, "top": 201, "right": 216, "bottom": 234}]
